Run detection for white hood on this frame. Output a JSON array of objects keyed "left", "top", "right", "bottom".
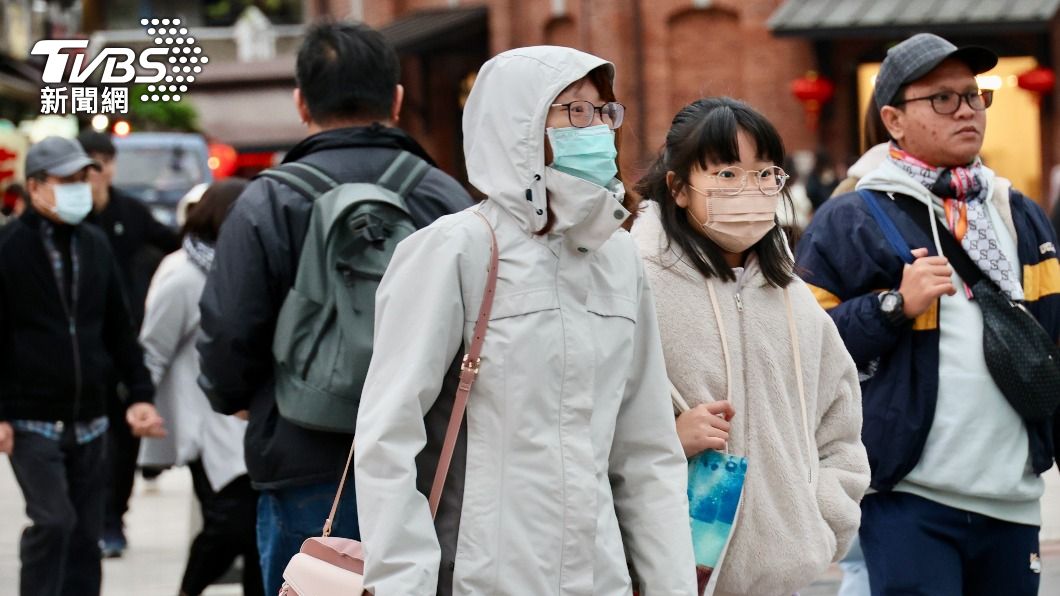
[{"left": 463, "top": 46, "right": 627, "bottom": 249}]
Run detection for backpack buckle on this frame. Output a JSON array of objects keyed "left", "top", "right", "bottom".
[{"left": 349, "top": 213, "right": 387, "bottom": 245}]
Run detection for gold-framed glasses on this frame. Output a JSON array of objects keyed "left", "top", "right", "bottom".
[{"left": 692, "top": 166, "right": 789, "bottom": 196}]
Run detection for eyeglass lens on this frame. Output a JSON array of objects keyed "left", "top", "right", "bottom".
[
  {"left": 709, "top": 166, "right": 788, "bottom": 195},
  {"left": 932, "top": 90, "right": 993, "bottom": 114},
  {"left": 567, "top": 101, "right": 625, "bottom": 129}
]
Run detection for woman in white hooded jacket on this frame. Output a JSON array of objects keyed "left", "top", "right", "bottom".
[
  {"left": 630, "top": 97, "right": 870, "bottom": 596},
  {"left": 354, "top": 46, "right": 696, "bottom": 595}
]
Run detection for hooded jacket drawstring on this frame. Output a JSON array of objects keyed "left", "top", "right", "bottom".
[{"left": 705, "top": 277, "right": 813, "bottom": 483}]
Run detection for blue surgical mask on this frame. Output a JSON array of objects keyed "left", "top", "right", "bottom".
[
  {"left": 546, "top": 124, "right": 618, "bottom": 187},
  {"left": 52, "top": 182, "right": 93, "bottom": 225}
]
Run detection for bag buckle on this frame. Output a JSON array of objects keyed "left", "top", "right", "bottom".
[{"left": 460, "top": 354, "right": 480, "bottom": 375}]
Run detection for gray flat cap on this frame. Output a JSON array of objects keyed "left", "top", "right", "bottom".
[
  {"left": 874, "top": 33, "right": 997, "bottom": 108},
  {"left": 25, "top": 136, "right": 101, "bottom": 178}
]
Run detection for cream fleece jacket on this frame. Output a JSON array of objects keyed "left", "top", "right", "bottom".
[{"left": 631, "top": 203, "right": 870, "bottom": 596}]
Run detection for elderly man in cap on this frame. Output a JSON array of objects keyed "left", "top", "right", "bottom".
[
  {"left": 0, "top": 136, "right": 164, "bottom": 596},
  {"left": 797, "top": 33, "right": 1060, "bottom": 594}
]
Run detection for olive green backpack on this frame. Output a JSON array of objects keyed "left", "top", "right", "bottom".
[{"left": 261, "top": 151, "right": 429, "bottom": 433}]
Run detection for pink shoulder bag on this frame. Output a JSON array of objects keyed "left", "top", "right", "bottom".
[{"left": 279, "top": 211, "right": 499, "bottom": 596}]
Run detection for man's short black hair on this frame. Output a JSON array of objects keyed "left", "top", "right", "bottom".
[
  {"left": 77, "top": 130, "right": 116, "bottom": 157},
  {"left": 296, "top": 21, "right": 400, "bottom": 124}
]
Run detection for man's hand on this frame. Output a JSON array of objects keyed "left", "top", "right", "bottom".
[
  {"left": 126, "top": 403, "right": 166, "bottom": 438},
  {"left": 899, "top": 247, "right": 957, "bottom": 318},
  {"left": 676, "top": 400, "right": 736, "bottom": 458},
  {"left": 0, "top": 422, "right": 12, "bottom": 454}
]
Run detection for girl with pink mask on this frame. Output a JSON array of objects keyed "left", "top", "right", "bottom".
[{"left": 631, "top": 97, "right": 869, "bottom": 596}]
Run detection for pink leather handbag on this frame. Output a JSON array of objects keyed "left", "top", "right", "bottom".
[{"left": 279, "top": 212, "right": 499, "bottom": 596}]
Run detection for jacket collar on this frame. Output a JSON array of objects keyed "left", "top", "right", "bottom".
[
  {"left": 19, "top": 202, "right": 77, "bottom": 232},
  {"left": 281, "top": 123, "right": 437, "bottom": 166},
  {"left": 543, "top": 167, "right": 628, "bottom": 253}
]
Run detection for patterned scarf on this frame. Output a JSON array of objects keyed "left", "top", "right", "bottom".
[
  {"left": 888, "top": 144, "right": 1023, "bottom": 300},
  {"left": 183, "top": 234, "right": 215, "bottom": 274}
]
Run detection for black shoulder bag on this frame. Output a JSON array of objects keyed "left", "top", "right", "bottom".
[{"left": 863, "top": 189, "right": 1060, "bottom": 422}]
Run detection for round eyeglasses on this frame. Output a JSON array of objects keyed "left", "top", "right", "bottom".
[
  {"left": 550, "top": 100, "right": 625, "bottom": 130},
  {"left": 691, "top": 166, "right": 789, "bottom": 196},
  {"left": 892, "top": 89, "right": 993, "bottom": 115}
]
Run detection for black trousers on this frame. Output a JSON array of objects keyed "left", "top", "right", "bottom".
[
  {"left": 8, "top": 428, "right": 106, "bottom": 596},
  {"left": 104, "top": 383, "right": 139, "bottom": 539},
  {"left": 181, "top": 459, "right": 262, "bottom": 596}
]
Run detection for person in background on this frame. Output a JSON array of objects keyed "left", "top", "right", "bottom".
[
  {"left": 138, "top": 178, "right": 261, "bottom": 596},
  {"left": 832, "top": 98, "right": 891, "bottom": 199},
  {"left": 77, "top": 130, "right": 180, "bottom": 558},
  {"left": 0, "top": 136, "right": 164, "bottom": 596},
  {"left": 196, "top": 22, "right": 473, "bottom": 595},
  {"left": 806, "top": 149, "right": 840, "bottom": 211},
  {"left": 1, "top": 183, "right": 28, "bottom": 225}
]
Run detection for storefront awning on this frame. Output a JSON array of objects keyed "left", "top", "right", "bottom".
[
  {"left": 769, "top": 0, "right": 1060, "bottom": 38},
  {"left": 187, "top": 84, "right": 302, "bottom": 152},
  {"left": 380, "top": 6, "right": 488, "bottom": 53}
]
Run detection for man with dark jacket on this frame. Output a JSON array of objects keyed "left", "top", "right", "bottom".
[
  {"left": 0, "top": 136, "right": 164, "bottom": 596},
  {"left": 796, "top": 34, "right": 1060, "bottom": 594},
  {"left": 77, "top": 130, "right": 180, "bottom": 558},
  {"left": 197, "top": 22, "right": 473, "bottom": 594}
]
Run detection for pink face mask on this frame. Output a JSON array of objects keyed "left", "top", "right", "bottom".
[{"left": 686, "top": 186, "right": 779, "bottom": 253}]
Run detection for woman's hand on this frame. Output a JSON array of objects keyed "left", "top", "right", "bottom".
[{"left": 676, "top": 400, "right": 736, "bottom": 458}]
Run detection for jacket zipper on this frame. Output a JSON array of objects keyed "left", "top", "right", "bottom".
[{"left": 52, "top": 234, "right": 82, "bottom": 428}]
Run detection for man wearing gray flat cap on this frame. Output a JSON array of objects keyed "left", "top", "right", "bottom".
[
  {"left": 0, "top": 135, "right": 165, "bottom": 596},
  {"left": 797, "top": 33, "right": 1059, "bottom": 594}
]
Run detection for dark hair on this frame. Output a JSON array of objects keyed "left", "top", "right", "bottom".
[
  {"left": 635, "top": 96, "right": 794, "bottom": 288},
  {"left": 295, "top": 21, "right": 400, "bottom": 124},
  {"left": 77, "top": 131, "right": 115, "bottom": 157},
  {"left": 864, "top": 96, "right": 891, "bottom": 149},
  {"left": 182, "top": 178, "right": 247, "bottom": 242},
  {"left": 538, "top": 65, "right": 622, "bottom": 235}
]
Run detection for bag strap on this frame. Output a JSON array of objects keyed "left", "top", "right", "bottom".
[
  {"left": 257, "top": 151, "right": 430, "bottom": 203},
  {"left": 884, "top": 192, "right": 993, "bottom": 291},
  {"left": 784, "top": 287, "right": 812, "bottom": 484},
  {"left": 322, "top": 208, "right": 499, "bottom": 537},
  {"left": 429, "top": 209, "right": 498, "bottom": 516},
  {"left": 258, "top": 162, "right": 338, "bottom": 202},
  {"left": 857, "top": 189, "right": 915, "bottom": 266}
]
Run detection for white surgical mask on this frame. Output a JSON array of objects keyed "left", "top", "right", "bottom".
[{"left": 52, "top": 182, "right": 93, "bottom": 225}]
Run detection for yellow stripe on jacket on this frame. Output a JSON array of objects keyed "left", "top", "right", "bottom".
[{"left": 1023, "top": 258, "right": 1060, "bottom": 302}]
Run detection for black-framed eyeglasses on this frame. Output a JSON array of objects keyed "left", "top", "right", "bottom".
[
  {"left": 549, "top": 100, "right": 625, "bottom": 129},
  {"left": 892, "top": 89, "right": 994, "bottom": 115}
]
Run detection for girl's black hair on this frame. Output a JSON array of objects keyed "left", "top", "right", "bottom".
[{"left": 635, "top": 96, "right": 795, "bottom": 287}]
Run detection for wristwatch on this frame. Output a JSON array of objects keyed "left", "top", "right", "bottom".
[{"left": 878, "top": 290, "right": 908, "bottom": 326}]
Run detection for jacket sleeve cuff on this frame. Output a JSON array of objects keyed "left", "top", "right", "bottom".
[{"left": 829, "top": 293, "right": 906, "bottom": 366}]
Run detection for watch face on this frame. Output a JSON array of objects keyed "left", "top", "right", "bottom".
[{"left": 881, "top": 293, "right": 899, "bottom": 312}]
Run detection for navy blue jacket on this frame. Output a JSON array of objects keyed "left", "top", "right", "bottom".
[{"left": 796, "top": 188, "right": 1060, "bottom": 491}]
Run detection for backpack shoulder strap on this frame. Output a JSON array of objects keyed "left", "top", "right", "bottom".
[
  {"left": 376, "top": 151, "right": 431, "bottom": 199},
  {"left": 257, "top": 161, "right": 339, "bottom": 202},
  {"left": 858, "top": 189, "right": 915, "bottom": 265}
]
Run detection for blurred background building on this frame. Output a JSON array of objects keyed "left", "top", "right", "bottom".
[{"left": 3, "top": 0, "right": 1060, "bottom": 202}]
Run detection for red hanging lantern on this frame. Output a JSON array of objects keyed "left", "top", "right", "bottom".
[
  {"left": 1017, "top": 66, "right": 1055, "bottom": 97},
  {"left": 791, "top": 71, "right": 835, "bottom": 132}
]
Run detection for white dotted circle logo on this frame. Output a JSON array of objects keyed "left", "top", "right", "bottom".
[{"left": 139, "top": 18, "right": 206, "bottom": 103}]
